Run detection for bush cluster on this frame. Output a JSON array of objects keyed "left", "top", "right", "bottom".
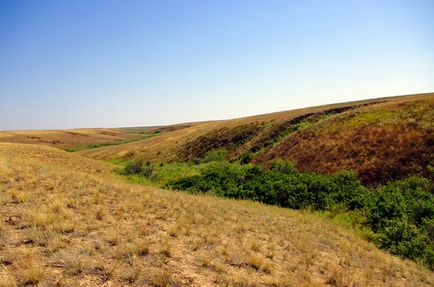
[
  {"left": 166, "top": 160, "right": 434, "bottom": 268},
  {"left": 123, "top": 158, "right": 154, "bottom": 178}
]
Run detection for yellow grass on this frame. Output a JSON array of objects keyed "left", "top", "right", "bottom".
[
  {"left": 0, "top": 142, "right": 433, "bottom": 286},
  {"left": 0, "top": 127, "right": 149, "bottom": 150}
]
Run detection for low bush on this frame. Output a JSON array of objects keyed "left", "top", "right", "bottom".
[
  {"left": 201, "top": 148, "right": 228, "bottom": 163},
  {"left": 168, "top": 162, "right": 366, "bottom": 210},
  {"left": 123, "top": 159, "right": 154, "bottom": 178}
]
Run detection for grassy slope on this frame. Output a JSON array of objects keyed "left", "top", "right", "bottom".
[
  {"left": 79, "top": 92, "right": 434, "bottom": 185},
  {"left": 1, "top": 143, "right": 433, "bottom": 286}
]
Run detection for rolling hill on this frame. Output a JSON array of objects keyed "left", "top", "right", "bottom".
[
  {"left": 0, "top": 125, "right": 191, "bottom": 152},
  {"left": 0, "top": 92, "right": 433, "bottom": 286},
  {"left": 1, "top": 143, "right": 433, "bottom": 286},
  {"left": 79, "top": 92, "right": 434, "bottom": 185}
]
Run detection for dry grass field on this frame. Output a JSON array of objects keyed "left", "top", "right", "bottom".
[
  {"left": 1, "top": 143, "right": 434, "bottom": 286},
  {"left": 0, "top": 125, "right": 191, "bottom": 153},
  {"left": 0, "top": 128, "right": 143, "bottom": 148}
]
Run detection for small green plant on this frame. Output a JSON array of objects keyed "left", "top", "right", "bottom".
[
  {"left": 124, "top": 159, "right": 153, "bottom": 178},
  {"left": 201, "top": 148, "right": 227, "bottom": 163},
  {"left": 239, "top": 152, "right": 253, "bottom": 164}
]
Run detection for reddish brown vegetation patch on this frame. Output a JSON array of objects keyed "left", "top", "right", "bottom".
[
  {"left": 242, "top": 102, "right": 386, "bottom": 156},
  {"left": 257, "top": 122, "right": 433, "bottom": 185}
]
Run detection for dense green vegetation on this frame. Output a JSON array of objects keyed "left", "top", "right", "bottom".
[{"left": 120, "top": 158, "right": 433, "bottom": 269}]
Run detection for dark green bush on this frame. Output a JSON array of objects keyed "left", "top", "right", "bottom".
[
  {"left": 364, "top": 177, "right": 434, "bottom": 267},
  {"left": 168, "top": 161, "right": 365, "bottom": 211},
  {"left": 268, "top": 158, "right": 296, "bottom": 174},
  {"left": 239, "top": 152, "right": 253, "bottom": 164},
  {"left": 124, "top": 159, "right": 154, "bottom": 178},
  {"left": 380, "top": 219, "right": 429, "bottom": 260}
]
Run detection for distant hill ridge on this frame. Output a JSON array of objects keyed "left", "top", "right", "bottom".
[{"left": 80, "top": 92, "right": 434, "bottom": 185}]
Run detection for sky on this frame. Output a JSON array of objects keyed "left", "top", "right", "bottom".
[{"left": 0, "top": 0, "right": 433, "bottom": 130}]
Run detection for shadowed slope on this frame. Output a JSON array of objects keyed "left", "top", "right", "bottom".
[{"left": 0, "top": 143, "right": 433, "bottom": 286}]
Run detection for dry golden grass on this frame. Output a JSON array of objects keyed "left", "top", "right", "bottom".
[
  {"left": 0, "top": 127, "right": 143, "bottom": 148},
  {"left": 0, "top": 142, "right": 433, "bottom": 286}
]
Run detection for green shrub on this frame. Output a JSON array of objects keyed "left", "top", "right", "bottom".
[
  {"left": 364, "top": 177, "right": 434, "bottom": 267},
  {"left": 239, "top": 152, "right": 253, "bottom": 164},
  {"left": 268, "top": 159, "right": 296, "bottom": 174},
  {"left": 380, "top": 219, "right": 430, "bottom": 260},
  {"left": 167, "top": 161, "right": 364, "bottom": 211},
  {"left": 201, "top": 148, "right": 228, "bottom": 163},
  {"left": 366, "top": 189, "right": 407, "bottom": 232},
  {"left": 124, "top": 159, "right": 153, "bottom": 178}
]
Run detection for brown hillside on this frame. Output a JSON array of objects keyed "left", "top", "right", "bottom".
[{"left": 255, "top": 95, "right": 434, "bottom": 185}]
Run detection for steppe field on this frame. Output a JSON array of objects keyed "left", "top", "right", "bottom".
[{"left": 0, "top": 93, "right": 433, "bottom": 286}]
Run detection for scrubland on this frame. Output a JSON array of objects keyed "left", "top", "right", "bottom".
[{"left": 1, "top": 143, "right": 433, "bottom": 286}]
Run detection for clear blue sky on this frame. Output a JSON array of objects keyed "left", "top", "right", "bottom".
[{"left": 1, "top": 0, "right": 433, "bottom": 130}]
